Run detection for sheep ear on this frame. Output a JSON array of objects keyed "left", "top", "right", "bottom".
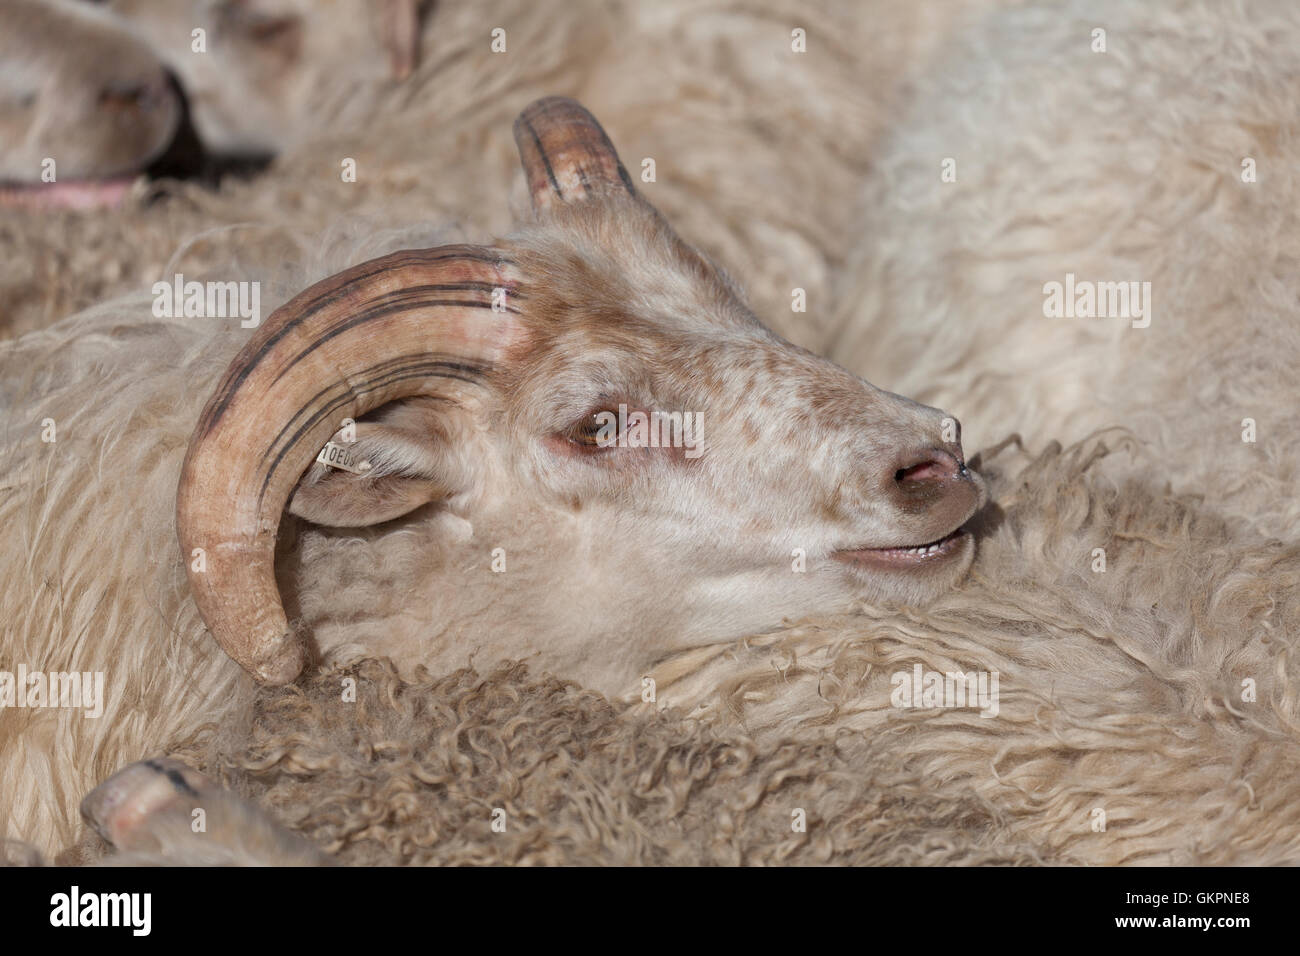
[
  {"left": 513, "top": 97, "right": 636, "bottom": 212},
  {"left": 287, "top": 421, "right": 458, "bottom": 528},
  {"left": 378, "top": 0, "right": 421, "bottom": 81}
]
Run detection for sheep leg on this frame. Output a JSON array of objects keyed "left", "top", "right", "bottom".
[{"left": 80, "top": 758, "right": 328, "bottom": 866}]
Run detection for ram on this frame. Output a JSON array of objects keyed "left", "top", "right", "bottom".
[
  {"left": 0, "top": 97, "right": 984, "bottom": 862},
  {"left": 8, "top": 0, "right": 1300, "bottom": 868}
]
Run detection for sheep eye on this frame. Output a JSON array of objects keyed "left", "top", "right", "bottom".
[
  {"left": 215, "top": 3, "right": 302, "bottom": 60},
  {"left": 569, "top": 411, "right": 618, "bottom": 451},
  {"left": 245, "top": 14, "right": 299, "bottom": 46}
]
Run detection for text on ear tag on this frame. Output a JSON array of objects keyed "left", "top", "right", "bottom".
[{"left": 316, "top": 441, "right": 372, "bottom": 474}]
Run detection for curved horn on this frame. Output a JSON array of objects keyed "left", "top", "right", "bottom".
[
  {"left": 513, "top": 96, "right": 636, "bottom": 212},
  {"left": 176, "top": 245, "right": 523, "bottom": 685}
]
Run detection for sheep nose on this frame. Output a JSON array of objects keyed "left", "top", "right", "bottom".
[
  {"left": 894, "top": 448, "right": 965, "bottom": 485},
  {"left": 888, "top": 447, "right": 971, "bottom": 514}
]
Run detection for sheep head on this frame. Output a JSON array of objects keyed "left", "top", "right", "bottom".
[
  {"left": 0, "top": 0, "right": 179, "bottom": 207},
  {"left": 177, "top": 97, "right": 986, "bottom": 688},
  {"left": 106, "top": 0, "right": 422, "bottom": 155}
]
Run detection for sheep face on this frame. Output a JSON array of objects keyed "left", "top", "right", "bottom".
[
  {"left": 502, "top": 197, "right": 987, "bottom": 609},
  {"left": 0, "top": 0, "right": 179, "bottom": 204},
  {"left": 177, "top": 98, "right": 985, "bottom": 691}
]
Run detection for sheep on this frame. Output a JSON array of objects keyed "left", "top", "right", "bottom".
[
  {"left": 0, "top": 0, "right": 180, "bottom": 209},
  {"left": 2, "top": 0, "right": 994, "bottom": 344},
  {"left": 11, "top": 0, "right": 1298, "bottom": 868},
  {"left": 103, "top": 0, "right": 425, "bottom": 155},
  {"left": 1, "top": 96, "right": 985, "bottom": 861},
  {"left": 52, "top": 657, "right": 1051, "bottom": 866},
  {"left": 162, "top": 0, "right": 1300, "bottom": 867}
]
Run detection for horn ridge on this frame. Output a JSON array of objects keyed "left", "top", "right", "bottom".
[
  {"left": 176, "top": 244, "right": 523, "bottom": 684},
  {"left": 513, "top": 96, "right": 635, "bottom": 211}
]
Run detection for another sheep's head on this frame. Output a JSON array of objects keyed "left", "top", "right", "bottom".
[
  {"left": 106, "top": 0, "right": 421, "bottom": 155},
  {"left": 0, "top": 0, "right": 179, "bottom": 207},
  {"left": 177, "top": 97, "right": 986, "bottom": 688}
]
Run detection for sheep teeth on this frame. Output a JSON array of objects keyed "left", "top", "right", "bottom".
[{"left": 902, "top": 542, "right": 944, "bottom": 556}]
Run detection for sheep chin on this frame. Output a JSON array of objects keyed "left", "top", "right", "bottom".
[{"left": 832, "top": 529, "right": 977, "bottom": 599}]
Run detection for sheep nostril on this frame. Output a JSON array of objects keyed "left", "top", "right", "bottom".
[
  {"left": 897, "top": 460, "right": 942, "bottom": 483},
  {"left": 99, "top": 83, "right": 154, "bottom": 112},
  {"left": 895, "top": 450, "right": 961, "bottom": 484}
]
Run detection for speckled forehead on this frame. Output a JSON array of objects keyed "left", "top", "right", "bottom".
[
  {"left": 501, "top": 240, "right": 842, "bottom": 410},
  {"left": 703, "top": 340, "right": 872, "bottom": 419},
  {"left": 507, "top": 199, "right": 759, "bottom": 338}
]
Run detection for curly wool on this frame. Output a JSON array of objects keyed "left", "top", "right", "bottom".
[{"left": 112, "top": 657, "right": 1041, "bottom": 867}]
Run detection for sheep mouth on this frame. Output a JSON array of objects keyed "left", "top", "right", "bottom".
[
  {"left": 834, "top": 528, "right": 969, "bottom": 570},
  {"left": 0, "top": 176, "right": 138, "bottom": 211}
]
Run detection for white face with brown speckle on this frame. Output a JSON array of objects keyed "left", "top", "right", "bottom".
[
  {"left": 179, "top": 98, "right": 987, "bottom": 692},
  {"left": 287, "top": 198, "right": 985, "bottom": 681}
]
